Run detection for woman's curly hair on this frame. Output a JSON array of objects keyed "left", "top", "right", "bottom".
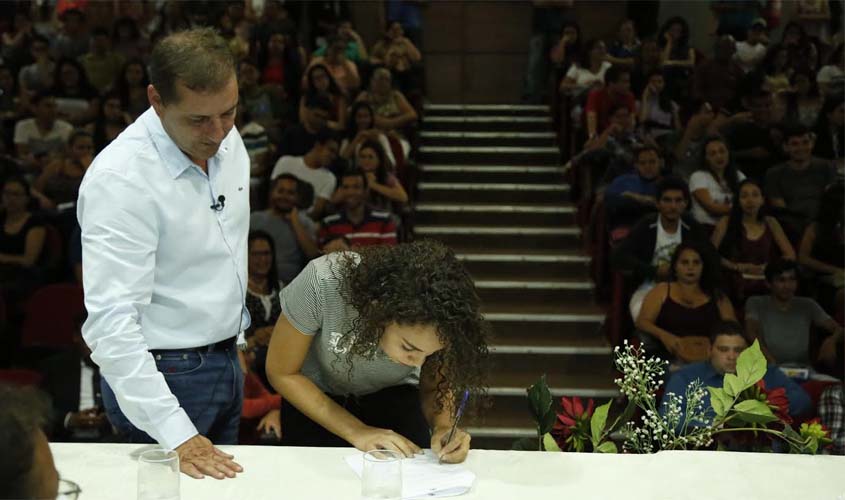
[{"left": 333, "top": 240, "right": 490, "bottom": 414}]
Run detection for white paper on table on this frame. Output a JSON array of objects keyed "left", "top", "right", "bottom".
[{"left": 345, "top": 449, "right": 476, "bottom": 499}]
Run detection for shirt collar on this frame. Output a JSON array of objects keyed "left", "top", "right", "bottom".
[{"left": 140, "top": 108, "right": 231, "bottom": 179}]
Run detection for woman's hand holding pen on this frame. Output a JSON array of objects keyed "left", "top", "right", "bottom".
[{"left": 431, "top": 426, "right": 471, "bottom": 464}]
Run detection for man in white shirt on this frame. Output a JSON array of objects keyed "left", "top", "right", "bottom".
[
  {"left": 13, "top": 91, "right": 74, "bottom": 172},
  {"left": 78, "top": 28, "right": 247, "bottom": 480},
  {"left": 734, "top": 18, "right": 768, "bottom": 74},
  {"left": 270, "top": 127, "right": 339, "bottom": 221}
]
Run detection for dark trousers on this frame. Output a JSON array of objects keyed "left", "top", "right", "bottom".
[
  {"left": 101, "top": 345, "right": 244, "bottom": 445},
  {"left": 280, "top": 384, "right": 430, "bottom": 449}
]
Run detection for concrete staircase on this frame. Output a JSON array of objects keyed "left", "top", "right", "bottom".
[{"left": 414, "top": 104, "right": 618, "bottom": 449}]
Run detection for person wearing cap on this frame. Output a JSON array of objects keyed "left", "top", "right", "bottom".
[{"left": 735, "top": 18, "right": 769, "bottom": 73}]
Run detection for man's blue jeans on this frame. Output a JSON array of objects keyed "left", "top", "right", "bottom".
[{"left": 101, "top": 345, "right": 244, "bottom": 446}]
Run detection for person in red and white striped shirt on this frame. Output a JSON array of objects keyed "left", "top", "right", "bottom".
[{"left": 318, "top": 167, "right": 396, "bottom": 248}]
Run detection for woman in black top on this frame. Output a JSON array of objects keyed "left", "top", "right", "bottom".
[
  {"left": 0, "top": 176, "right": 46, "bottom": 297},
  {"left": 244, "top": 230, "right": 282, "bottom": 390}
]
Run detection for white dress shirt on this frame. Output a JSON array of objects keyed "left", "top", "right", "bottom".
[{"left": 78, "top": 107, "right": 251, "bottom": 450}]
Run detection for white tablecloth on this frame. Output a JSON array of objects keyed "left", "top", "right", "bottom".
[{"left": 51, "top": 443, "right": 845, "bottom": 500}]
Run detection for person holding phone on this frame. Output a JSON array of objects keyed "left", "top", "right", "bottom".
[{"left": 265, "top": 240, "right": 489, "bottom": 463}]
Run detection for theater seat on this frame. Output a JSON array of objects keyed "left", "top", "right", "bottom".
[
  {"left": 20, "top": 284, "right": 85, "bottom": 350},
  {"left": 0, "top": 368, "right": 43, "bottom": 386}
]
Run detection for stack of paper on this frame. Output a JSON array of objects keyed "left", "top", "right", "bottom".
[{"left": 345, "top": 450, "right": 476, "bottom": 499}]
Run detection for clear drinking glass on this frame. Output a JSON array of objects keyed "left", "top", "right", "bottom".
[
  {"left": 137, "top": 448, "right": 180, "bottom": 500},
  {"left": 361, "top": 449, "right": 403, "bottom": 500}
]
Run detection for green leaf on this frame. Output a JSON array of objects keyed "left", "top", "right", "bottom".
[
  {"left": 594, "top": 441, "right": 618, "bottom": 453},
  {"left": 542, "top": 433, "right": 561, "bottom": 452},
  {"left": 511, "top": 437, "right": 538, "bottom": 451},
  {"left": 733, "top": 399, "right": 778, "bottom": 424},
  {"left": 736, "top": 340, "right": 767, "bottom": 387},
  {"left": 590, "top": 401, "right": 612, "bottom": 446},
  {"left": 540, "top": 406, "right": 557, "bottom": 435},
  {"left": 707, "top": 387, "right": 732, "bottom": 417},
  {"left": 527, "top": 375, "right": 552, "bottom": 423},
  {"left": 723, "top": 373, "right": 744, "bottom": 397}
]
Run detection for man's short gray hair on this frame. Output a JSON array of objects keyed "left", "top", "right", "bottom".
[{"left": 149, "top": 27, "right": 236, "bottom": 104}]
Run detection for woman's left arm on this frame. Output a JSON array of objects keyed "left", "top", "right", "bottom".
[
  {"left": 420, "top": 361, "right": 470, "bottom": 463},
  {"left": 0, "top": 225, "right": 45, "bottom": 267},
  {"left": 766, "top": 216, "right": 796, "bottom": 260}
]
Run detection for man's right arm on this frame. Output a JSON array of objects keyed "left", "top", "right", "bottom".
[{"left": 78, "top": 169, "right": 197, "bottom": 451}]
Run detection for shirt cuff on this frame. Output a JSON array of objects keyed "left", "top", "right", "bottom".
[{"left": 154, "top": 408, "right": 198, "bottom": 451}]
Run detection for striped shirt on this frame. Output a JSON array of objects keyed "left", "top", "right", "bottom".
[
  {"left": 318, "top": 207, "right": 397, "bottom": 247},
  {"left": 280, "top": 252, "right": 419, "bottom": 396}
]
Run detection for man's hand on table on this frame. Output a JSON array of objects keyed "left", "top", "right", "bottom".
[{"left": 175, "top": 434, "right": 243, "bottom": 479}]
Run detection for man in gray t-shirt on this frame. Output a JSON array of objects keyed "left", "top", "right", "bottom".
[
  {"left": 746, "top": 261, "right": 843, "bottom": 366},
  {"left": 249, "top": 174, "right": 320, "bottom": 284}
]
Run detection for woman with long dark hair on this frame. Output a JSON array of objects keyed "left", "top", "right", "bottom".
[
  {"left": 244, "top": 230, "right": 282, "bottom": 390},
  {"left": 355, "top": 139, "right": 408, "bottom": 210},
  {"left": 558, "top": 38, "right": 611, "bottom": 97},
  {"left": 638, "top": 69, "right": 680, "bottom": 143},
  {"left": 711, "top": 179, "right": 795, "bottom": 303},
  {"left": 257, "top": 30, "right": 304, "bottom": 102},
  {"left": 636, "top": 241, "right": 736, "bottom": 363},
  {"left": 298, "top": 63, "right": 347, "bottom": 131},
  {"left": 340, "top": 101, "right": 397, "bottom": 168},
  {"left": 549, "top": 20, "right": 582, "bottom": 81},
  {"left": 51, "top": 58, "right": 99, "bottom": 126},
  {"left": 782, "top": 69, "right": 822, "bottom": 128},
  {"left": 657, "top": 16, "right": 695, "bottom": 104},
  {"left": 114, "top": 59, "right": 150, "bottom": 120},
  {"left": 266, "top": 240, "right": 489, "bottom": 463},
  {"left": 689, "top": 136, "right": 745, "bottom": 231}
]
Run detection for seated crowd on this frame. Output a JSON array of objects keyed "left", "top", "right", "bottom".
[
  {"left": 550, "top": 6, "right": 843, "bottom": 452},
  {"left": 0, "top": 1, "right": 423, "bottom": 448}
]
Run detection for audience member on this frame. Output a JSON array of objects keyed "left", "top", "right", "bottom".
[
  {"left": 370, "top": 20, "right": 422, "bottom": 93},
  {"left": 340, "top": 101, "right": 398, "bottom": 168},
  {"left": 277, "top": 93, "right": 332, "bottom": 158},
  {"left": 781, "top": 21, "right": 819, "bottom": 73},
  {"left": 638, "top": 69, "right": 680, "bottom": 145},
  {"left": 746, "top": 259, "right": 843, "bottom": 368},
  {"left": 612, "top": 176, "right": 712, "bottom": 320},
  {"left": 604, "top": 144, "right": 661, "bottom": 230},
  {"left": 18, "top": 34, "right": 54, "bottom": 100},
  {"left": 300, "top": 63, "right": 348, "bottom": 131},
  {"left": 734, "top": 18, "right": 769, "bottom": 73},
  {"left": 306, "top": 36, "right": 361, "bottom": 97},
  {"left": 0, "top": 383, "right": 59, "bottom": 500},
  {"left": 50, "top": 57, "right": 100, "bottom": 126},
  {"left": 549, "top": 20, "right": 582, "bottom": 83},
  {"left": 111, "top": 16, "right": 148, "bottom": 61},
  {"left": 250, "top": 174, "right": 320, "bottom": 285},
  {"left": 238, "top": 58, "right": 290, "bottom": 142},
  {"left": 718, "top": 91, "right": 782, "bottom": 180},
  {"left": 689, "top": 136, "right": 746, "bottom": 232},
  {"left": 660, "top": 320, "right": 811, "bottom": 427},
  {"left": 356, "top": 67, "right": 418, "bottom": 156},
  {"left": 798, "top": 182, "right": 845, "bottom": 315},
  {"left": 32, "top": 129, "right": 93, "bottom": 211},
  {"left": 354, "top": 139, "right": 408, "bottom": 210},
  {"left": 0, "top": 175, "right": 45, "bottom": 299},
  {"left": 657, "top": 16, "right": 695, "bottom": 104},
  {"left": 585, "top": 65, "right": 635, "bottom": 140},
  {"left": 1, "top": 12, "right": 35, "bottom": 74},
  {"left": 796, "top": 0, "right": 832, "bottom": 44},
  {"left": 606, "top": 19, "right": 640, "bottom": 69},
  {"left": 693, "top": 35, "right": 743, "bottom": 113},
  {"left": 636, "top": 241, "right": 736, "bottom": 363},
  {"left": 51, "top": 8, "right": 89, "bottom": 60},
  {"left": 816, "top": 43, "right": 844, "bottom": 97},
  {"left": 38, "top": 312, "right": 114, "bottom": 442},
  {"left": 813, "top": 94, "right": 844, "bottom": 165},
  {"left": 239, "top": 346, "right": 283, "bottom": 445},
  {"left": 672, "top": 100, "right": 716, "bottom": 179},
  {"left": 319, "top": 167, "right": 397, "bottom": 248},
  {"left": 88, "top": 92, "right": 131, "bottom": 153},
  {"left": 114, "top": 59, "right": 150, "bottom": 120},
  {"left": 630, "top": 37, "right": 661, "bottom": 97},
  {"left": 244, "top": 230, "right": 283, "bottom": 389},
  {"left": 580, "top": 103, "right": 641, "bottom": 193},
  {"left": 14, "top": 90, "right": 73, "bottom": 172},
  {"left": 313, "top": 19, "right": 368, "bottom": 64},
  {"left": 765, "top": 124, "right": 836, "bottom": 238},
  {"left": 270, "top": 128, "right": 339, "bottom": 220},
  {"left": 819, "top": 383, "right": 844, "bottom": 455},
  {"left": 80, "top": 27, "right": 125, "bottom": 95},
  {"left": 782, "top": 69, "right": 823, "bottom": 128},
  {"left": 258, "top": 30, "right": 304, "bottom": 101},
  {"left": 559, "top": 39, "right": 611, "bottom": 98},
  {"left": 711, "top": 179, "right": 795, "bottom": 303}
]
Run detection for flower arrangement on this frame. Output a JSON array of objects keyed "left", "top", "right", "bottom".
[{"left": 522, "top": 340, "right": 832, "bottom": 454}]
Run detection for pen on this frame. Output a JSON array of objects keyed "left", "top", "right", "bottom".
[{"left": 439, "top": 389, "right": 470, "bottom": 464}]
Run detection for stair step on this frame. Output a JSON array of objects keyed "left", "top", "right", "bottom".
[
  {"left": 424, "top": 104, "right": 549, "bottom": 116},
  {"left": 415, "top": 225, "right": 580, "bottom": 251},
  {"left": 487, "top": 352, "right": 618, "bottom": 397},
  {"left": 416, "top": 182, "right": 569, "bottom": 204},
  {"left": 423, "top": 115, "right": 551, "bottom": 132},
  {"left": 475, "top": 279, "right": 594, "bottom": 304},
  {"left": 483, "top": 304, "right": 605, "bottom": 339},
  {"left": 415, "top": 203, "right": 575, "bottom": 226},
  {"left": 420, "top": 131, "right": 556, "bottom": 147},
  {"left": 419, "top": 146, "right": 559, "bottom": 165},
  {"left": 420, "top": 164, "right": 564, "bottom": 183},
  {"left": 457, "top": 251, "right": 589, "bottom": 279}
]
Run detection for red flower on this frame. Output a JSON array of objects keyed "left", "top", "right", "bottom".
[
  {"left": 755, "top": 380, "right": 791, "bottom": 425},
  {"left": 552, "top": 396, "right": 595, "bottom": 451}
]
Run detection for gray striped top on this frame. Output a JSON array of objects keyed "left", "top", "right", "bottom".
[{"left": 280, "top": 253, "right": 420, "bottom": 396}]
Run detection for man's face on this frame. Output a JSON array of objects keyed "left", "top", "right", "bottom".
[
  {"left": 239, "top": 62, "right": 259, "bottom": 88},
  {"left": 149, "top": 76, "right": 239, "bottom": 165},
  {"left": 92, "top": 34, "right": 110, "bottom": 53},
  {"left": 610, "top": 107, "right": 632, "bottom": 133},
  {"left": 340, "top": 175, "right": 366, "bottom": 209},
  {"left": 657, "top": 189, "right": 687, "bottom": 221},
  {"left": 316, "top": 140, "right": 339, "bottom": 167},
  {"left": 747, "top": 94, "right": 772, "bottom": 123},
  {"left": 635, "top": 150, "right": 661, "bottom": 180},
  {"left": 784, "top": 134, "right": 815, "bottom": 163},
  {"left": 769, "top": 270, "right": 798, "bottom": 302},
  {"left": 609, "top": 73, "right": 631, "bottom": 95},
  {"left": 270, "top": 178, "right": 297, "bottom": 213},
  {"left": 35, "top": 97, "right": 57, "bottom": 122},
  {"left": 710, "top": 334, "right": 747, "bottom": 375}
]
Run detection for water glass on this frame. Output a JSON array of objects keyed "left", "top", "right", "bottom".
[
  {"left": 361, "top": 449, "right": 403, "bottom": 500},
  {"left": 137, "top": 448, "right": 180, "bottom": 500}
]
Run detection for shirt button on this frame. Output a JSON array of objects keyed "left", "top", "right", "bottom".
[
  {"left": 155, "top": 354, "right": 161, "bottom": 361},
  {"left": 182, "top": 354, "right": 188, "bottom": 360}
]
